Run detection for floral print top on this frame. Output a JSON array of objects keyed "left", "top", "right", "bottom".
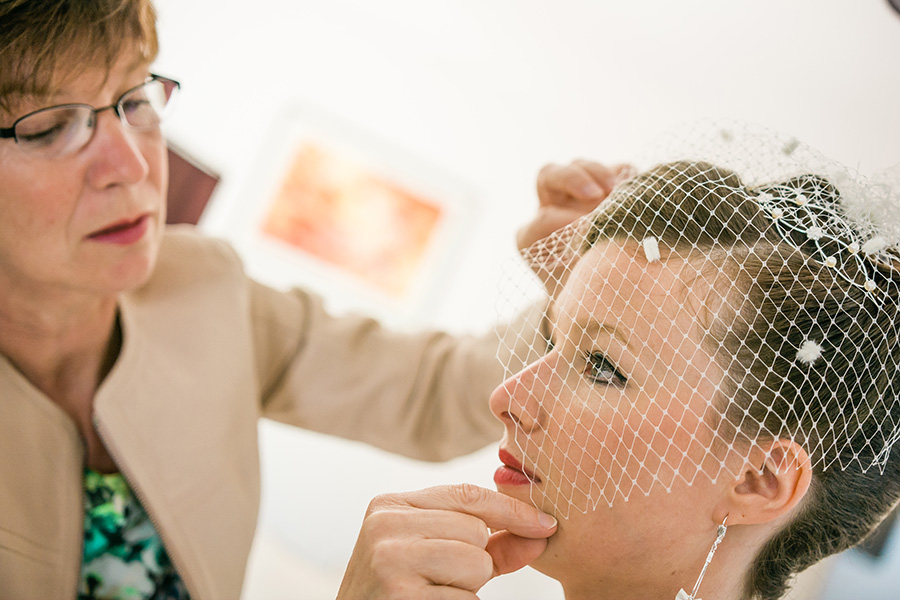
[{"left": 79, "top": 469, "right": 190, "bottom": 600}]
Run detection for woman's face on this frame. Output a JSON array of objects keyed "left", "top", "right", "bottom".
[
  {"left": 490, "top": 239, "right": 734, "bottom": 592},
  {"left": 0, "top": 51, "right": 167, "bottom": 301}
]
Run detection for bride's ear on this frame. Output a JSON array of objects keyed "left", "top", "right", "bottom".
[{"left": 718, "top": 440, "right": 813, "bottom": 526}]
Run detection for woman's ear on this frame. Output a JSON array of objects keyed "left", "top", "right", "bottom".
[{"left": 718, "top": 440, "right": 813, "bottom": 526}]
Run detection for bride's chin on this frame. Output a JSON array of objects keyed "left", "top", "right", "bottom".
[{"left": 529, "top": 533, "right": 564, "bottom": 575}]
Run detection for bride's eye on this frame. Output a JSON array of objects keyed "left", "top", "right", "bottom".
[{"left": 584, "top": 352, "right": 627, "bottom": 387}]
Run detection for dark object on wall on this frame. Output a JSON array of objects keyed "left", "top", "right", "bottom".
[
  {"left": 889, "top": 0, "right": 900, "bottom": 17},
  {"left": 166, "top": 144, "right": 220, "bottom": 225}
]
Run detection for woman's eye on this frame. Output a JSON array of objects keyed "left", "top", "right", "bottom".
[
  {"left": 19, "top": 124, "right": 64, "bottom": 146},
  {"left": 121, "top": 98, "right": 149, "bottom": 115},
  {"left": 584, "top": 352, "right": 627, "bottom": 387}
]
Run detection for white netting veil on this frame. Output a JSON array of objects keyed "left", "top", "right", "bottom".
[{"left": 496, "top": 123, "right": 900, "bottom": 518}]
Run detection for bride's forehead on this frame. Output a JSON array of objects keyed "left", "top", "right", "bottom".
[
  {"left": 553, "top": 241, "right": 724, "bottom": 341},
  {"left": 568, "top": 242, "right": 693, "bottom": 302}
]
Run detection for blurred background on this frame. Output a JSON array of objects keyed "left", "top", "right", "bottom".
[{"left": 151, "top": 1, "right": 900, "bottom": 598}]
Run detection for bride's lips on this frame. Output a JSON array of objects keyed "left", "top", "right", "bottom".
[
  {"left": 494, "top": 448, "right": 541, "bottom": 487},
  {"left": 88, "top": 214, "right": 150, "bottom": 245}
]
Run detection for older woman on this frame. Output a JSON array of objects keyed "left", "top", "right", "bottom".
[
  {"left": 338, "top": 149, "right": 900, "bottom": 599},
  {"left": 0, "top": 1, "right": 611, "bottom": 598}
]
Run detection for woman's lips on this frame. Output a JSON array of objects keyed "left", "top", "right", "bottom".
[
  {"left": 88, "top": 214, "right": 150, "bottom": 245},
  {"left": 494, "top": 448, "right": 541, "bottom": 487}
]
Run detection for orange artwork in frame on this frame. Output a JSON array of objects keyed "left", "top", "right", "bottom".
[{"left": 260, "top": 143, "right": 444, "bottom": 298}]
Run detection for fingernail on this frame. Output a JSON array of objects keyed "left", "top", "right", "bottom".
[
  {"left": 539, "top": 512, "right": 558, "bottom": 529},
  {"left": 582, "top": 182, "right": 604, "bottom": 197}
]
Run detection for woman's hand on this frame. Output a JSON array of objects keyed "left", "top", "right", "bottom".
[
  {"left": 518, "top": 160, "right": 634, "bottom": 298},
  {"left": 336, "top": 484, "right": 557, "bottom": 599},
  {"left": 518, "top": 160, "right": 633, "bottom": 252}
]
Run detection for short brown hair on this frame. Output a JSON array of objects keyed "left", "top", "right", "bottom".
[{"left": 0, "top": 0, "right": 158, "bottom": 112}]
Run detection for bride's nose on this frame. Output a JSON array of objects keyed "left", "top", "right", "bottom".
[{"left": 490, "top": 354, "right": 561, "bottom": 433}]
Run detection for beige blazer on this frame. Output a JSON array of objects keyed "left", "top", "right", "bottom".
[{"left": 0, "top": 227, "right": 545, "bottom": 600}]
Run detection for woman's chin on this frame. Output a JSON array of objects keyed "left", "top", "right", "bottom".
[
  {"left": 105, "top": 237, "right": 162, "bottom": 292},
  {"left": 100, "top": 255, "right": 158, "bottom": 293}
]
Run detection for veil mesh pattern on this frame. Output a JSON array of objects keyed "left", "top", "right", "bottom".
[{"left": 496, "top": 123, "right": 900, "bottom": 517}]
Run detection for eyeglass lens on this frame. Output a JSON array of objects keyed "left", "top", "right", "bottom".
[
  {"left": 13, "top": 77, "right": 177, "bottom": 157},
  {"left": 15, "top": 107, "right": 92, "bottom": 153}
]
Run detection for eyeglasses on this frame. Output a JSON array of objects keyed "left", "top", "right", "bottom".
[{"left": 0, "top": 74, "right": 180, "bottom": 158}]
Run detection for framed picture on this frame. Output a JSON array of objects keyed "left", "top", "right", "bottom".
[{"left": 220, "top": 104, "right": 474, "bottom": 326}]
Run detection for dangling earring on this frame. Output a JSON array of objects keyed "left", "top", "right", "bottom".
[{"left": 675, "top": 516, "right": 728, "bottom": 600}]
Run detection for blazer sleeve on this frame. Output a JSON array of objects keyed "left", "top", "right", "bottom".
[{"left": 249, "top": 279, "right": 548, "bottom": 461}]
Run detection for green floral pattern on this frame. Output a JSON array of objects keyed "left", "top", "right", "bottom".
[{"left": 79, "top": 469, "right": 190, "bottom": 600}]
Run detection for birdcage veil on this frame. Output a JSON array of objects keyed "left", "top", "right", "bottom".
[{"left": 496, "top": 122, "right": 900, "bottom": 518}]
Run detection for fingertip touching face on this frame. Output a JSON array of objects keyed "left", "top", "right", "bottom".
[{"left": 0, "top": 49, "right": 169, "bottom": 301}]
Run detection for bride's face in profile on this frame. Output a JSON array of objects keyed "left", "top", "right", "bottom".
[{"left": 490, "top": 239, "right": 739, "bottom": 596}]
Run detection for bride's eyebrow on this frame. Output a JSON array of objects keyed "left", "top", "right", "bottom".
[
  {"left": 548, "top": 316, "right": 632, "bottom": 352},
  {"left": 580, "top": 320, "right": 631, "bottom": 349}
]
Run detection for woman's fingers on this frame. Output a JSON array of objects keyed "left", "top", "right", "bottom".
[
  {"left": 537, "top": 161, "right": 615, "bottom": 208},
  {"left": 524, "top": 159, "right": 634, "bottom": 253},
  {"left": 521, "top": 159, "right": 636, "bottom": 296},
  {"left": 413, "top": 539, "right": 494, "bottom": 590},
  {"left": 486, "top": 530, "right": 549, "bottom": 576},
  {"left": 363, "top": 505, "right": 492, "bottom": 548},
  {"left": 397, "top": 483, "right": 557, "bottom": 539},
  {"left": 337, "top": 484, "right": 557, "bottom": 600},
  {"left": 537, "top": 159, "right": 633, "bottom": 208}
]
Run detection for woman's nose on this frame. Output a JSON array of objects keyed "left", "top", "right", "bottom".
[
  {"left": 85, "top": 108, "right": 151, "bottom": 188},
  {"left": 490, "top": 355, "right": 558, "bottom": 433}
]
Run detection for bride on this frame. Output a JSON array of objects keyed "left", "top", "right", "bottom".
[{"left": 337, "top": 137, "right": 900, "bottom": 600}]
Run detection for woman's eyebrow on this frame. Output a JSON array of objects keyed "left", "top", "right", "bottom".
[{"left": 582, "top": 320, "right": 631, "bottom": 349}]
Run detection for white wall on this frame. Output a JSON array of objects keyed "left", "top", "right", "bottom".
[{"left": 150, "top": 1, "right": 900, "bottom": 598}]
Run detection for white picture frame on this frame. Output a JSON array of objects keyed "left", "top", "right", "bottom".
[{"left": 219, "top": 104, "right": 475, "bottom": 327}]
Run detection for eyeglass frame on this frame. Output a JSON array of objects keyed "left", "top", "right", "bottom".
[{"left": 0, "top": 73, "right": 181, "bottom": 154}]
